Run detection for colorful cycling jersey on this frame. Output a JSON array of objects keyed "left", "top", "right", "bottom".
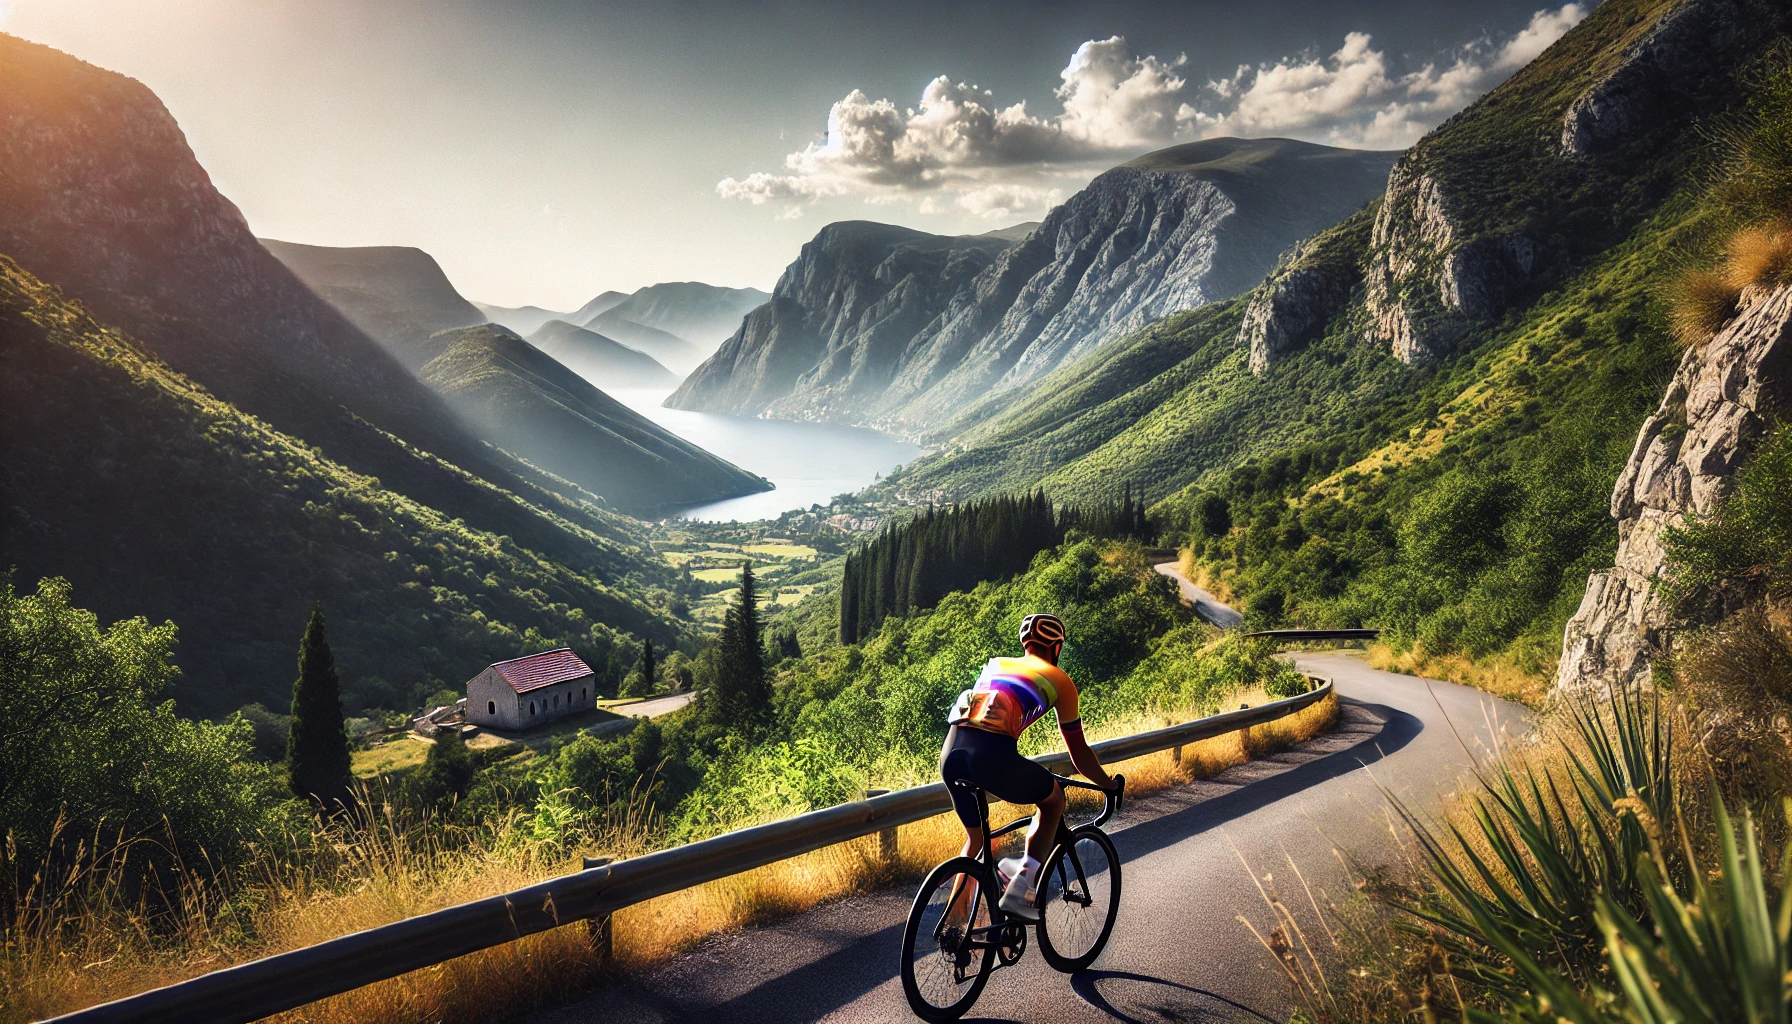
[{"left": 947, "top": 654, "right": 1078, "bottom": 739}]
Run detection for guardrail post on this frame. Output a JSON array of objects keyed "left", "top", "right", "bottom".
[
  {"left": 583, "top": 856, "right": 613, "bottom": 967},
  {"left": 865, "top": 788, "right": 896, "bottom": 863}
]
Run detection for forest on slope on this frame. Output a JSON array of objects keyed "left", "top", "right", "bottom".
[{"left": 0, "top": 255, "right": 685, "bottom": 718}]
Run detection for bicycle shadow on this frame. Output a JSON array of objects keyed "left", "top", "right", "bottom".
[{"left": 1070, "top": 969, "right": 1279, "bottom": 1023}]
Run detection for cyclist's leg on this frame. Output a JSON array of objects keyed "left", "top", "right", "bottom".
[
  {"left": 939, "top": 729, "right": 993, "bottom": 929},
  {"left": 940, "top": 726, "right": 989, "bottom": 857},
  {"left": 1024, "top": 780, "right": 1065, "bottom": 864}
]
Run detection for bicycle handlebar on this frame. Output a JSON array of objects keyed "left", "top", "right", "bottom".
[{"left": 1053, "top": 772, "right": 1125, "bottom": 827}]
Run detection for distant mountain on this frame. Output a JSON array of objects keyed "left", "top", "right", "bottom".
[
  {"left": 0, "top": 254, "right": 679, "bottom": 717},
  {"left": 598, "top": 282, "right": 771, "bottom": 358},
  {"left": 476, "top": 302, "right": 568, "bottom": 336},
  {"left": 978, "top": 222, "right": 1040, "bottom": 242},
  {"left": 566, "top": 290, "right": 630, "bottom": 325},
  {"left": 421, "top": 325, "right": 770, "bottom": 513},
  {"left": 667, "top": 222, "right": 1018, "bottom": 417},
  {"left": 578, "top": 308, "right": 706, "bottom": 373},
  {"left": 526, "top": 319, "right": 679, "bottom": 388},
  {"left": 261, "top": 239, "right": 485, "bottom": 369},
  {"left": 668, "top": 138, "right": 1397, "bottom": 436}
]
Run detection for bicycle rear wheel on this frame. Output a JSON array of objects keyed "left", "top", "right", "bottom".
[
  {"left": 901, "top": 856, "right": 999, "bottom": 1022},
  {"left": 1036, "top": 826, "right": 1121, "bottom": 972}
]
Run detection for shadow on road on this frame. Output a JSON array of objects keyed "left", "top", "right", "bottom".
[
  {"left": 1112, "top": 700, "right": 1421, "bottom": 864},
  {"left": 1070, "top": 969, "right": 1281, "bottom": 1023},
  {"left": 567, "top": 701, "right": 1419, "bottom": 1024}
]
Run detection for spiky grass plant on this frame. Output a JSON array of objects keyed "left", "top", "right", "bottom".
[
  {"left": 1724, "top": 221, "right": 1792, "bottom": 291},
  {"left": 1669, "top": 269, "right": 1743, "bottom": 347}
]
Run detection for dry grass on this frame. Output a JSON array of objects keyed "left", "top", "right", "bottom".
[
  {"left": 8, "top": 692, "right": 1338, "bottom": 1024},
  {"left": 1669, "top": 268, "right": 1743, "bottom": 347},
  {"left": 1667, "top": 220, "right": 1792, "bottom": 348},
  {"left": 1723, "top": 220, "right": 1792, "bottom": 290},
  {"left": 1366, "top": 642, "right": 1550, "bottom": 708}
]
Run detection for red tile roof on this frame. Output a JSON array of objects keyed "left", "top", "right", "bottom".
[{"left": 489, "top": 648, "right": 594, "bottom": 694}]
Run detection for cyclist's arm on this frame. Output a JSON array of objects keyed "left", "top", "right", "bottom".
[{"left": 1054, "top": 681, "right": 1114, "bottom": 790}]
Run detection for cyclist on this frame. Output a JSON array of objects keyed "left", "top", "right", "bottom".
[{"left": 938, "top": 612, "right": 1117, "bottom": 921}]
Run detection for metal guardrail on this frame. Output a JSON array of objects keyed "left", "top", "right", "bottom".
[
  {"left": 47, "top": 678, "right": 1335, "bottom": 1024},
  {"left": 1242, "top": 628, "right": 1381, "bottom": 642}
]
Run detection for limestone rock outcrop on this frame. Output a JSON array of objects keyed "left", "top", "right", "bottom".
[
  {"left": 1241, "top": 211, "right": 1373, "bottom": 374},
  {"left": 1557, "top": 283, "right": 1792, "bottom": 692},
  {"left": 1363, "top": 163, "right": 1545, "bottom": 365},
  {"left": 1560, "top": 0, "right": 1759, "bottom": 158}
]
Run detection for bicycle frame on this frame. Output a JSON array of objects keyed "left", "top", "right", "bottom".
[{"left": 933, "top": 773, "right": 1120, "bottom": 957}]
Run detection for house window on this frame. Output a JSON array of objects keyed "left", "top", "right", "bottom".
[
  {"left": 581, "top": 687, "right": 586, "bottom": 703},
  {"left": 487, "top": 700, "right": 496, "bottom": 715},
  {"left": 529, "top": 701, "right": 536, "bottom": 715}
]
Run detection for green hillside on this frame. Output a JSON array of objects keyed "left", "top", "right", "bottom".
[
  {"left": 887, "top": 0, "right": 1785, "bottom": 676},
  {"left": 0, "top": 257, "right": 685, "bottom": 717},
  {"left": 422, "top": 325, "right": 769, "bottom": 514}
]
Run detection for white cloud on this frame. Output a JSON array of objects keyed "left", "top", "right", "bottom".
[
  {"left": 1496, "top": 4, "right": 1588, "bottom": 69},
  {"left": 719, "top": 6, "right": 1588, "bottom": 215},
  {"left": 955, "top": 184, "right": 1067, "bottom": 220},
  {"left": 1186, "top": 4, "right": 1587, "bottom": 148}
]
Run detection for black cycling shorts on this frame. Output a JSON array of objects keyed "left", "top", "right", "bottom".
[{"left": 939, "top": 724, "right": 1057, "bottom": 828}]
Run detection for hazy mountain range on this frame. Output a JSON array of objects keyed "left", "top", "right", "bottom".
[{"left": 480, "top": 282, "right": 768, "bottom": 375}]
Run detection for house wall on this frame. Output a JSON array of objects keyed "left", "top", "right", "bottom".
[
  {"left": 468, "top": 669, "right": 598, "bottom": 733},
  {"left": 467, "top": 668, "right": 518, "bottom": 730}
]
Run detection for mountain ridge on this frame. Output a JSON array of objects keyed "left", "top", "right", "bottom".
[
  {"left": 422, "top": 324, "right": 769, "bottom": 514},
  {"left": 261, "top": 238, "right": 486, "bottom": 369},
  {"left": 526, "top": 318, "right": 679, "bottom": 388},
  {"left": 668, "top": 137, "right": 1397, "bottom": 438}
]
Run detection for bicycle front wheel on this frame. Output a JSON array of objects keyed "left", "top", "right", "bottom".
[
  {"left": 1036, "top": 826, "right": 1121, "bottom": 972},
  {"left": 900, "top": 856, "right": 999, "bottom": 1022}
]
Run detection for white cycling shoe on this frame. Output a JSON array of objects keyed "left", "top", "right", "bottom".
[{"left": 998, "top": 858, "right": 1043, "bottom": 921}]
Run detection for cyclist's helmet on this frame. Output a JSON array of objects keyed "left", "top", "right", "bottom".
[{"left": 1018, "top": 613, "right": 1067, "bottom": 650}]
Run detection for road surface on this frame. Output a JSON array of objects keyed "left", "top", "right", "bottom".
[
  {"left": 1154, "top": 561, "right": 1244, "bottom": 629},
  {"left": 535, "top": 654, "right": 1529, "bottom": 1024},
  {"left": 610, "top": 692, "right": 696, "bottom": 719}
]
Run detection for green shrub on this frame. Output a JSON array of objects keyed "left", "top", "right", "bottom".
[{"left": 0, "top": 576, "right": 281, "bottom": 885}]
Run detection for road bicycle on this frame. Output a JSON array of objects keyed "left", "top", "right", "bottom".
[{"left": 899, "top": 772, "right": 1125, "bottom": 1021}]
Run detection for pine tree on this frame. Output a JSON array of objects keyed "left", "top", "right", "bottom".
[
  {"left": 286, "top": 604, "right": 354, "bottom": 810},
  {"left": 715, "top": 561, "right": 769, "bottom": 727}
]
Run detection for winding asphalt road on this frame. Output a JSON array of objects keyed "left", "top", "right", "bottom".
[
  {"left": 1153, "top": 561, "right": 1245, "bottom": 629},
  {"left": 534, "top": 654, "right": 1531, "bottom": 1024}
]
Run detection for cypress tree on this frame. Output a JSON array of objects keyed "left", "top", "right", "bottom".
[
  {"left": 709, "top": 562, "right": 769, "bottom": 728},
  {"left": 286, "top": 604, "right": 354, "bottom": 810},
  {"left": 640, "top": 638, "right": 656, "bottom": 694}
]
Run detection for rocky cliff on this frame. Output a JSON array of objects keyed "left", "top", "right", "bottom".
[
  {"left": 1557, "top": 283, "right": 1792, "bottom": 692},
  {"left": 670, "top": 138, "right": 1395, "bottom": 436},
  {"left": 666, "top": 222, "right": 1013, "bottom": 416},
  {"left": 1360, "top": 0, "right": 1780, "bottom": 367},
  {"left": 1240, "top": 207, "right": 1374, "bottom": 374}
]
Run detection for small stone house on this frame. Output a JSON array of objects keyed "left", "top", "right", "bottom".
[{"left": 466, "top": 648, "right": 597, "bottom": 731}]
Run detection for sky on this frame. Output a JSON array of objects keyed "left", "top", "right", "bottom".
[{"left": 4, "top": 0, "right": 1590, "bottom": 308}]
